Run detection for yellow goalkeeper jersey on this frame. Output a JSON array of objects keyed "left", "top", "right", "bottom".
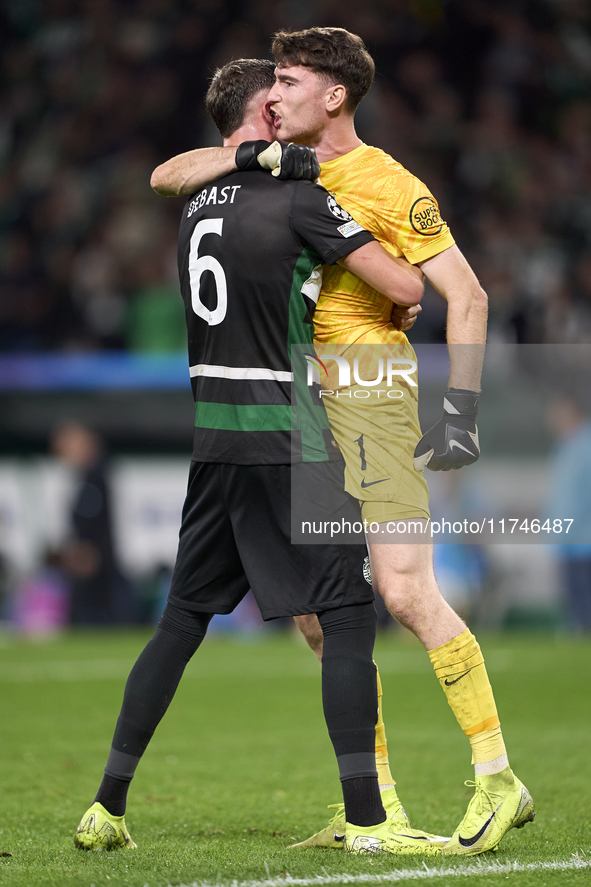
[{"left": 314, "top": 142, "right": 455, "bottom": 345}]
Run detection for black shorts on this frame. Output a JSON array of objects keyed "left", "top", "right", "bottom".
[{"left": 168, "top": 461, "right": 373, "bottom": 621}]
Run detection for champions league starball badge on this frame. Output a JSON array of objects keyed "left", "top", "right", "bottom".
[{"left": 327, "top": 192, "right": 353, "bottom": 222}]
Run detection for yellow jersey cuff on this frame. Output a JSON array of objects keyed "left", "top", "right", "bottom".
[{"left": 405, "top": 232, "right": 456, "bottom": 264}]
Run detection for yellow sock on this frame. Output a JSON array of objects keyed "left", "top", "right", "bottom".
[
  {"left": 375, "top": 665, "right": 395, "bottom": 787},
  {"left": 428, "top": 629, "right": 508, "bottom": 774}
]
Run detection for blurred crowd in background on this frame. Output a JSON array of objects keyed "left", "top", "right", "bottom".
[
  {"left": 1, "top": 0, "right": 591, "bottom": 353},
  {"left": 2, "top": 0, "right": 591, "bottom": 637}
]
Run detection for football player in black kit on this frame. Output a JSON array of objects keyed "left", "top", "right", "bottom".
[{"left": 73, "top": 59, "right": 445, "bottom": 856}]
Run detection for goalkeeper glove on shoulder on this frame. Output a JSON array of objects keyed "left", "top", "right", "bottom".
[
  {"left": 413, "top": 388, "right": 480, "bottom": 472},
  {"left": 235, "top": 140, "right": 320, "bottom": 180}
]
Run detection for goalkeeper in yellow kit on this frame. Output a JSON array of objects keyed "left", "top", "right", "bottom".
[{"left": 151, "top": 27, "right": 534, "bottom": 857}]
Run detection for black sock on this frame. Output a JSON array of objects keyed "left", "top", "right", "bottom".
[
  {"left": 95, "top": 604, "right": 212, "bottom": 814},
  {"left": 95, "top": 775, "right": 130, "bottom": 817},
  {"left": 318, "top": 602, "right": 384, "bottom": 827},
  {"left": 341, "top": 777, "right": 386, "bottom": 827}
]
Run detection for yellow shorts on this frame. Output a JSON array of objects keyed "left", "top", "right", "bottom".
[{"left": 320, "top": 345, "right": 430, "bottom": 524}]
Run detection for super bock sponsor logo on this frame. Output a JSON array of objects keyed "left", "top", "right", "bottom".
[{"left": 410, "top": 196, "right": 444, "bottom": 236}]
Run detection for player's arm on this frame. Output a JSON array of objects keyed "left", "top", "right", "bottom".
[
  {"left": 150, "top": 141, "right": 320, "bottom": 196},
  {"left": 419, "top": 244, "right": 487, "bottom": 388},
  {"left": 413, "top": 244, "right": 488, "bottom": 472},
  {"left": 338, "top": 241, "right": 424, "bottom": 307},
  {"left": 151, "top": 147, "right": 236, "bottom": 196}
]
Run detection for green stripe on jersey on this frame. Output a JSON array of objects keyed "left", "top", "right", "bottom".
[
  {"left": 288, "top": 248, "right": 317, "bottom": 350},
  {"left": 288, "top": 248, "right": 330, "bottom": 462},
  {"left": 195, "top": 401, "right": 292, "bottom": 432}
]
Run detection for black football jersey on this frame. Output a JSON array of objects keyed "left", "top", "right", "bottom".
[{"left": 177, "top": 170, "right": 374, "bottom": 464}]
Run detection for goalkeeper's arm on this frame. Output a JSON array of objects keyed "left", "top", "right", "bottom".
[
  {"left": 151, "top": 147, "right": 236, "bottom": 196},
  {"left": 413, "top": 245, "right": 488, "bottom": 472},
  {"left": 150, "top": 141, "right": 319, "bottom": 196}
]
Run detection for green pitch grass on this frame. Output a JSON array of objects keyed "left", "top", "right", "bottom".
[{"left": 0, "top": 627, "right": 589, "bottom": 887}]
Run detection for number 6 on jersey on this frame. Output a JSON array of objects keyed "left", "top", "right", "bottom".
[{"left": 189, "top": 218, "right": 227, "bottom": 325}]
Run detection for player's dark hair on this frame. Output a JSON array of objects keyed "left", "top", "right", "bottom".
[
  {"left": 206, "top": 58, "right": 276, "bottom": 138},
  {"left": 272, "top": 27, "right": 375, "bottom": 114}
]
